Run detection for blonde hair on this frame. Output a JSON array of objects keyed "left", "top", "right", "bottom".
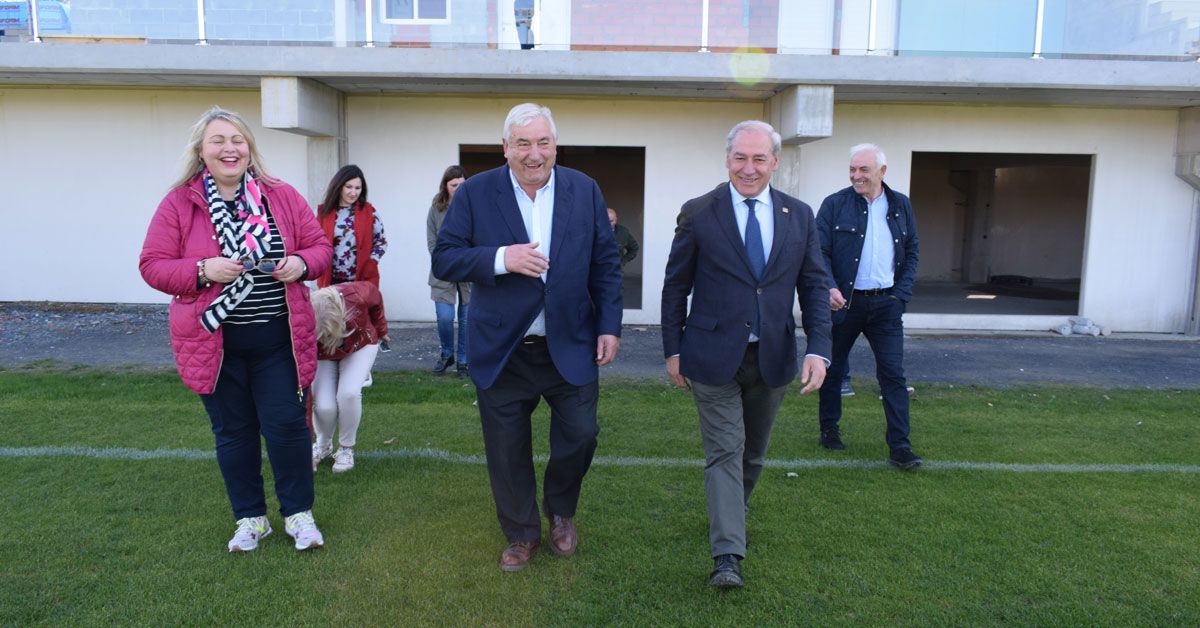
[
  {"left": 171, "top": 106, "right": 274, "bottom": 190},
  {"left": 312, "top": 287, "right": 349, "bottom": 355}
]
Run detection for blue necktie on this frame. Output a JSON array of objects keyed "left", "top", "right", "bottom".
[
  {"left": 744, "top": 198, "right": 765, "bottom": 337},
  {"left": 744, "top": 198, "right": 765, "bottom": 281}
]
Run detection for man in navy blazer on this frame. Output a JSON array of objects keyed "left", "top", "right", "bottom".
[
  {"left": 432, "top": 103, "right": 623, "bottom": 572},
  {"left": 662, "top": 120, "right": 831, "bottom": 588}
]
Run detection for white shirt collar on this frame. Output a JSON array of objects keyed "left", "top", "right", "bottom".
[
  {"left": 510, "top": 167, "right": 555, "bottom": 201},
  {"left": 728, "top": 182, "right": 772, "bottom": 209}
]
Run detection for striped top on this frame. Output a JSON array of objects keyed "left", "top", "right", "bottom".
[{"left": 223, "top": 199, "right": 288, "bottom": 325}]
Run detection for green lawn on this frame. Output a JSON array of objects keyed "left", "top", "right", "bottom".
[{"left": 1, "top": 369, "right": 1197, "bottom": 626}]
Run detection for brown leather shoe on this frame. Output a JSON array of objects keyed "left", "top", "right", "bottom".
[
  {"left": 499, "top": 540, "right": 539, "bottom": 572},
  {"left": 548, "top": 515, "right": 577, "bottom": 556}
]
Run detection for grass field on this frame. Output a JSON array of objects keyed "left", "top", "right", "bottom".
[{"left": 1, "top": 368, "right": 1197, "bottom": 626}]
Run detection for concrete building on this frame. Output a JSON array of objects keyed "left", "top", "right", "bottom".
[{"left": 2, "top": 0, "right": 1199, "bottom": 334}]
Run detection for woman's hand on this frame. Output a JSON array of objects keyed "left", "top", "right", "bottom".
[
  {"left": 272, "top": 255, "right": 308, "bottom": 283},
  {"left": 202, "top": 257, "right": 245, "bottom": 284}
]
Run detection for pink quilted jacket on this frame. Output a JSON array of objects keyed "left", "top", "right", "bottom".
[{"left": 139, "top": 176, "right": 332, "bottom": 394}]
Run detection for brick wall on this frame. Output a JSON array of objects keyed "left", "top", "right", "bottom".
[
  {"left": 570, "top": 0, "right": 776, "bottom": 52},
  {"left": 707, "top": 0, "right": 777, "bottom": 53},
  {"left": 571, "top": 0, "right": 703, "bottom": 51}
]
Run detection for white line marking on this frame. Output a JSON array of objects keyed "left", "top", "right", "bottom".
[{"left": 2, "top": 446, "right": 1198, "bottom": 474}]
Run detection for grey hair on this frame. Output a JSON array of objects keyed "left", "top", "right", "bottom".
[
  {"left": 172, "top": 106, "right": 272, "bottom": 190},
  {"left": 725, "top": 120, "right": 782, "bottom": 157},
  {"left": 502, "top": 103, "right": 557, "bottom": 142},
  {"left": 849, "top": 143, "right": 887, "bottom": 167}
]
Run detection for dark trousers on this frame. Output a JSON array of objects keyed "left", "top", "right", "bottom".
[
  {"left": 690, "top": 343, "right": 788, "bottom": 559},
  {"left": 200, "top": 316, "right": 314, "bottom": 520},
  {"left": 818, "top": 293, "right": 912, "bottom": 451},
  {"left": 475, "top": 340, "right": 599, "bottom": 543}
]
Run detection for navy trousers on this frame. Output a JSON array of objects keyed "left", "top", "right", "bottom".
[
  {"left": 475, "top": 339, "right": 599, "bottom": 543},
  {"left": 200, "top": 316, "right": 314, "bottom": 520},
  {"left": 818, "top": 293, "right": 912, "bottom": 451}
]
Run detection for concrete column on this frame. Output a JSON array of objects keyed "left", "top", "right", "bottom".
[
  {"left": 1176, "top": 107, "right": 1200, "bottom": 190},
  {"left": 260, "top": 77, "right": 345, "bottom": 204},
  {"left": 767, "top": 85, "right": 834, "bottom": 145},
  {"left": 1177, "top": 108, "right": 1200, "bottom": 334},
  {"left": 774, "top": 145, "right": 803, "bottom": 199},
  {"left": 261, "top": 77, "right": 341, "bottom": 137}
]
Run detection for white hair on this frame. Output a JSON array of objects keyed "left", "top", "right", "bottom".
[
  {"left": 726, "top": 120, "right": 782, "bottom": 156},
  {"left": 849, "top": 143, "right": 887, "bottom": 167},
  {"left": 502, "top": 103, "right": 557, "bottom": 142}
]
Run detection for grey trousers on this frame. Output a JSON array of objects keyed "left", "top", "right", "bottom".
[{"left": 689, "top": 343, "right": 788, "bottom": 559}]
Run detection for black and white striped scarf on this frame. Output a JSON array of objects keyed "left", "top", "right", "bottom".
[{"left": 201, "top": 169, "right": 273, "bottom": 333}]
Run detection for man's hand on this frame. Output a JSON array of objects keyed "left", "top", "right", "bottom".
[
  {"left": 665, "top": 355, "right": 689, "bottom": 389},
  {"left": 829, "top": 288, "right": 846, "bottom": 311},
  {"left": 798, "top": 355, "right": 827, "bottom": 394},
  {"left": 504, "top": 242, "right": 549, "bottom": 277},
  {"left": 596, "top": 334, "right": 620, "bottom": 366}
]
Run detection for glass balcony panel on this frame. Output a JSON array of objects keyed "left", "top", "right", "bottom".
[
  {"left": 204, "top": 0, "right": 338, "bottom": 45},
  {"left": 1042, "top": 0, "right": 1200, "bottom": 59},
  {"left": 12, "top": 0, "right": 199, "bottom": 43},
  {"left": 897, "top": 0, "right": 1038, "bottom": 57},
  {"left": 364, "top": 0, "right": 485, "bottom": 48}
]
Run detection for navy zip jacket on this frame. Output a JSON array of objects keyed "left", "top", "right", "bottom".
[{"left": 815, "top": 182, "right": 919, "bottom": 310}]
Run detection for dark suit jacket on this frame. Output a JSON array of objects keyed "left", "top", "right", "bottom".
[
  {"left": 432, "top": 164, "right": 623, "bottom": 390},
  {"left": 662, "top": 183, "right": 833, "bottom": 388}
]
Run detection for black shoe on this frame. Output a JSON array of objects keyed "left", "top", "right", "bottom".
[
  {"left": 888, "top": 448, "right": 923, "bottom": 470},
  {"left": 456, "top": 364, "right": 469, "bottom": 378},
  {"left": 708, "top": 554, "right": 743, "bottom": 589},
  {"left": 819, "top": 428, "right": 845, "bottom": 451},
  {"left": 432, "top": 355, "right": 454, "bottom": 375},
  {"left": 840, "top": 380, "right": 855, "bottom": 397}
]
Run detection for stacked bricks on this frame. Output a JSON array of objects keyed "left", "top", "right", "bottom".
[{"left": 570, "top": 0, "right": 776, "bottom": 52}]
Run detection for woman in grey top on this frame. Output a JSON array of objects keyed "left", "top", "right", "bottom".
[{"left": 426, "top": 165, "right": 470, "bottom": 377}]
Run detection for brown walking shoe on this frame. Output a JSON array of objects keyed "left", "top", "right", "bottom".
[
  {"left": 548, "top": 515, "right": 578, "bottom": 556},
  {"left": 499, "top": 539, "right": 540, "bottom": 572}
]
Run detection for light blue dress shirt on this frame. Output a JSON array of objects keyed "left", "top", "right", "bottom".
[{"left": 854, "top": 191, "right": 895, "bottom": 290}]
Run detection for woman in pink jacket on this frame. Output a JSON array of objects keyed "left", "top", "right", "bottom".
[
  {"left": 139, "top": 107, "right": 332, "bottom": 554},
  {"left": 310, "top": 281, "right": 389, "bottom": 474}
]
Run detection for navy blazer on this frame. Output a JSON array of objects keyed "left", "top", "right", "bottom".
[
  {"left": 662, "top": 183, "right": 833, "bottom": 388},
  {"left": 816, "top": 182, "right": 919, "bottom": 323},
  {"left": 432, "top": 165, "right": 623, "bottom": 390}
]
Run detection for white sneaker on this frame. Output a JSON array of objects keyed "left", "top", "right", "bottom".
[
  {"left": 312, "top": 442, "right": 333, "bottom": 469},
  {"left": 332, "top": 447, "right": 355, "bottom": 474},
  {"left": 227, "top": 515, "right": 272, "bottom": 552},
  {"left": 285, "top": 510, "right": 325, "bottom": 550}
]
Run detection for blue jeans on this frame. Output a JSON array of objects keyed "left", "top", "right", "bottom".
[
  {"left": 200, "top": 316, "right": 313, "bottom": 520},
  {"left": 818, "top": 293, "right": 912, "bottom": 451},
  {"left": 435, "top": 300, "right": 469, "bottom": 364}
]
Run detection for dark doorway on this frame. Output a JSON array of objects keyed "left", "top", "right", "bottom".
[
  {"left": 459, "top": 145, "right": 646, "bottom": 309},
  {"left": 908, "top": 152, "right": 1091, "bottom": 315}
]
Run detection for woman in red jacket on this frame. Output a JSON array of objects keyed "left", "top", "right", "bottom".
[
  {"left": 139, "top": 106, "right": 332, "bottom": 553},
  {"left": 316, "top": 165, "right": 387, "bottom": 288},
  {"left": 310, "top": 281, "right": 389, "bottom": 474}
]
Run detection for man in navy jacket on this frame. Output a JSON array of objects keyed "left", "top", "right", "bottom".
[
  {"left": 662, "top": 120, "right": 831, "bottom": 588},
  {"left": 433, "top": 103, "right": 623, "bottom": 572},
  {"left": 815, "top": 143, "right": 922, "bottom": 469}
]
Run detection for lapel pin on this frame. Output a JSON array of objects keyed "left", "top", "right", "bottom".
[{"left": 782, "top": 207, "right": 789, "bottom": 214}]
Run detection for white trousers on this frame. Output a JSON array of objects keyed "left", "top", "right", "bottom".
[{"left": 312, "top": 344, "right": 379, "bottom": 448}]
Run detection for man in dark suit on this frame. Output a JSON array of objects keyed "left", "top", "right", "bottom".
[
  {"left": 432, "top": 103, "right": 623, "bottom": 572},
  {"left": 662, "top": 120, "right": 832, "bottom": 589},
  {"left": 816, "top": 143, "right": 922, "bottom": 470}
]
